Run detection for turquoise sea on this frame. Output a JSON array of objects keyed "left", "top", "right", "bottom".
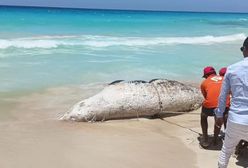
[{"left": 1, "top": 6, "right": 248, "bottom": 95}]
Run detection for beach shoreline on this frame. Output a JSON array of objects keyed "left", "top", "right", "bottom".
[{"left": 0, "top": 82, "right": 247, "bottom": 168}]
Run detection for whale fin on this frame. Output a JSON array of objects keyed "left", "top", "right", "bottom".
[{"left": 109, "top": 80, "right": 125, "bottom": 85}]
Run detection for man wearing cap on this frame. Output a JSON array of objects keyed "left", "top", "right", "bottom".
[
  {"left": 200, "top": 66, "right": 230, "bottom": 148},
  {"left": 215, "top": 37, "right": 248, "bottom": 168},
  {"left": 219, "top": 67, "right": 227, "bottom": 77}
]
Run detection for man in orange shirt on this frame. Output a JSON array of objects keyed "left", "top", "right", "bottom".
[{"left": 200, "top": 66, "right": 229, "bottom": 148}]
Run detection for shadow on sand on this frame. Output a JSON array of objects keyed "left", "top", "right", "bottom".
[{"left": 197, "top": 134, "right": 223, "bottom": 151}]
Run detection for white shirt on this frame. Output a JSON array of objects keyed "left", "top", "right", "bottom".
[{"left": 215, "top": 57, "right": 248, "bottom": 125}]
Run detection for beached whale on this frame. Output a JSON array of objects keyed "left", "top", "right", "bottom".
[{"left": 61, "top": 79, "right": 203, "bottom": 122}]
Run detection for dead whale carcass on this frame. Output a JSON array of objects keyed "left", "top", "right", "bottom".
[{"left": 61, "top": 79, "right": 203, "bottom": 122}]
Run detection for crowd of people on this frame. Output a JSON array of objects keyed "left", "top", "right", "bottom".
[{"left": 200, "top": 37, "right": 248, "bottom": 168}]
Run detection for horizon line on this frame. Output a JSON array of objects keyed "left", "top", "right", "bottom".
[{"left": 0, "top": 4, "right": 248, "bottom": 14}]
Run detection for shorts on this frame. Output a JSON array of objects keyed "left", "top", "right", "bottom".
[{"left": 201, "top": 106, "right": 229, "bottom": 117}]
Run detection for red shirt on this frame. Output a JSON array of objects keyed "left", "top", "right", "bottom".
[{"left": 201, "top": 74, "right": 230, "bottom": 108}]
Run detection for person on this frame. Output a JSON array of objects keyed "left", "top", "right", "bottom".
[
  {"left": 219, "top": 67, "right": 227, "bottom": 77},
  {"left": 215, "top": 37, "right": 248, "bottom": 168},
  {"left": 200, "top": 66, "right": 230, "bottom": 148},
  {"left": 219, "top": 67, "right": 248, "bottom": 157},
  {"left": 219, "top": 67, "right": 229, "bottom": 129}
]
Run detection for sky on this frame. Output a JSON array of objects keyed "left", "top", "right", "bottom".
[{"left": 0, "top": 0, "right": 248, "bottom": 13}]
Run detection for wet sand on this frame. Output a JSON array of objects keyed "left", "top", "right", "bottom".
[{"left": 0, "top": 86, "right": 247, "bottom": 168}]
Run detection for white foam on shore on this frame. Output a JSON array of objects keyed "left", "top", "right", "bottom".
[{"left": 0, "top": 33, "right": 245, "bottom": 49}]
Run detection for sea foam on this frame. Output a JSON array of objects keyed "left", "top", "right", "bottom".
[{"left": 0, "top": 33, "right": 245, "bottom": 49}]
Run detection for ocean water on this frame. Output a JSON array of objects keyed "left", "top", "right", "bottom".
[{"left": 0, "top": 6, "right": 248, "bottom": 94}]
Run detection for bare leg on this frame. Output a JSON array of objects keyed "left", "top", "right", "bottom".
[
  {"left": 201, "top": 112, "right": 209, "bottom": 147},
  {"left": 213, "top": 116, "right": 221, "bottom": 145}
]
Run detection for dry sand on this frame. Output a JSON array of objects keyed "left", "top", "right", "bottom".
[{"left": 0, "top": 86, "right": 247, "bottom": 168}]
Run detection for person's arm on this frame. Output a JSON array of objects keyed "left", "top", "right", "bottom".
[
  {"left": 215, "top": 73, "right": 231, "bottom": 118},
  {"left": 200, "top": 82, "right": 207, "bottom": 99}
]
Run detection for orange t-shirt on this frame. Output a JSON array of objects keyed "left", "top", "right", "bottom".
[{"left": 201, "top": 74, "right": 230, "bottom": 108}]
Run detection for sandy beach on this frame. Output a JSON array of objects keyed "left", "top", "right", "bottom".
[{"left": 0, "top": 86, "right": 247, "bottom": 168}]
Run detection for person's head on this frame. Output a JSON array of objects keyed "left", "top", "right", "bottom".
[
  {"left": 219, "top": 67, "right": 227, "bottom": 76},
  {"left": 202, "top": 66, "right": 216, "bottom": 78},
  {"left": 241, "top": 37, "right": 248, "bottom": 57}
]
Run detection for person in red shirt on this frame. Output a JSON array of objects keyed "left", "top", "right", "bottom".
[{"left": 200, "top": 66, "right": 230, "bottom": 148}]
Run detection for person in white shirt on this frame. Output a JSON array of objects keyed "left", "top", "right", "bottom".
[{"left": 215, "top": 37, "right": 248, "bottom": 168}]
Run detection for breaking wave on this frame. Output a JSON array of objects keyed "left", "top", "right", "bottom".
[{"left": 0, "top": 33, "right": 245, "bottom": 49}]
